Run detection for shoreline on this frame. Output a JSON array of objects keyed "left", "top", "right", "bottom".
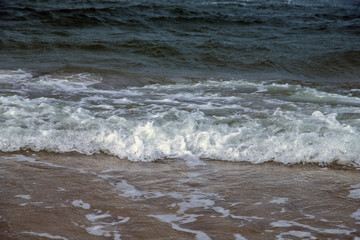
[
  {"left": 1, "top": 150, "right": 359, "bottom": 171},
  {"left": 0, "top": 151, "right": 359, "bottom": 239}
]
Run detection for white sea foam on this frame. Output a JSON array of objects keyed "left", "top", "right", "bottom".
[
  {"left": 269, "top": 197, "right": 288, "bottom": 204},
  {"left": 230, "top": 215, "right": 264, "bottom": 221},
  {"left": 276, "top": 230, "right": 316, "bottom": 240},
  {"left": 22, "top": 231, "right": 68, "bottom": 240},
  {"left": 84, "top": 211, "right": 127, "bottom": 239},
  {"left": 348, "top": 189, "right": 360, "bottom": 199},
  {"left": 72, "top": 200, "right": 91, "bottom": 209},
  {"left": 348, "top": 184, "right": 360, "bottom": 199},
  {"left": 1, "top": 70, "right": 360, "bottom": 166},
  {"left": 86, "top": 225, "right": 112, "bottom": 237},
  {"left": 86, "top": 213, "right": 111, "bottom": 222},
  {"left": 6, "top": 155, "right": 37, "bottom": 163},
  {"left": 0, "top": 69, "right": 32, "bottom": 83},
  {"left": 5, "top": 154, "right": 65, "bottom": 168},
  {"left": 149, "top": 214, "right": 211, "bottom": 240},
  {"left": 270, "top": 220, "right": 355, "bottom": 235},
  {"left": 351, "top": 208, "right": 360, "bottom": 221},
  {"left": 234, "top": 234, "right": 248, "bottom": 240},
  {"left": 114, "top": 180, "right": 165, "bottom": 199},
  {"left": 15, "top": 195, "right": 31, "bottom": 200},
  {"left": 304, "top": 214, "right": 316, "bottom": 219},
  {"left": 176, "top": 193, "right": 216, "bottom": 214}
]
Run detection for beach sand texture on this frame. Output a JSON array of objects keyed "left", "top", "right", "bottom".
[
  {"left": 1, "top": 1, "right": 360, "bottom": 239},
  {"left": 0, "top": 152, "right": 359, "bottom": 239}
]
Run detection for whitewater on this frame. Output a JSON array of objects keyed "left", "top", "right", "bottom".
[{"left": 1, "top": 69, "right": 359, "bottom": 167}]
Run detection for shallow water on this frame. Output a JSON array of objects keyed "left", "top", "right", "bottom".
[
  {"left": 1, "top": 0, "right": 360, "bottom": 238},
  {"left": 1, "top": 0, "right": 360, "bottom": 166},
  {"left": 0, "top": 152, "right": 359, "bottom": 239}
]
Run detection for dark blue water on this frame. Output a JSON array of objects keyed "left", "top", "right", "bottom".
[
  {"left": 1, "top": 0, "right": 360, "bottom": 166},
  {"left": 1, "top": 0, "right": 360, "bottom": 85}
]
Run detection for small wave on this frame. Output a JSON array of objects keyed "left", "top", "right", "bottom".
[{"left": 0, "top": 70, "right": 359, "bottom": 167}]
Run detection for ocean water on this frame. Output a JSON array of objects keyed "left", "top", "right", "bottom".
[
  {"left": 1, "top": 0, "right": 360, "bottom": 166},
  {"left": 1, "top": 0, "right": 360, "bottom": 239}
]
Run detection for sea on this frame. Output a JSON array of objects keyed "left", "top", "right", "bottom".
[{"left": 0, "top": 0, "right": 360, "bottom": 239}]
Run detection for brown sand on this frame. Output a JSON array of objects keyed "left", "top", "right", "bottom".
[{"left": 0, "top": 152, "right": 359, "bottom": 239}]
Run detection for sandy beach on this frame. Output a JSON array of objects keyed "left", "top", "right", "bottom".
[
  {"left": 1, "top": 1, "right": 360, "bottom": 239},
  {"left": 0, "top": 152, "right": 359, "bottom": 239}
]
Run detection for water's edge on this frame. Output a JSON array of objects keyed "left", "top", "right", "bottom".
[{"left": 1, "top": 152, "right": 359, "bottom": 239}]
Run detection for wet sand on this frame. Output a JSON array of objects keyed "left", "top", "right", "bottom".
[{"left": 0, "top": 152, "right": 359, "bottom": 239}]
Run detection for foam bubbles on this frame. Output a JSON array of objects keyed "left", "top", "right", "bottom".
[
  {"left": 348, "top": 184, "right": 360, "bottom": 199},
  {"left": 351, "top": 208, "right": 360, "bottom": 222},
  {"left": 72, "top": 200, "right": 91, "bottom": 209},
  {"left": 114, "top": 180, "right": 165, "bottom": 199},
  {"left": 270, "top": 220, "right": 355, "bottom": 235},
  {"left": 0, "top": 69, "right": 32, "bottom": 83},
  {"left": 1, "top": 70, "right": 360, "bottom": 166},
  {"left": 22, "top": 232, "right": 68, "bottom": 240},
  {"left": 234, "top": 234, "right": 248, "bottom": 240},
  {"left": 276, "top": 230, "right": 316, "bottom": 240},
  {"left": 150, "top": 214, "right": 211, "bottom": 240},
  {"left": 84, "top": 211, "right": 128, "bottom": 239},
  {"left": 15, "top": 195, "right": 31, "bottom": 200},
  {"left": 269, "top": 198, "right": 288, "bottom": 204}
]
